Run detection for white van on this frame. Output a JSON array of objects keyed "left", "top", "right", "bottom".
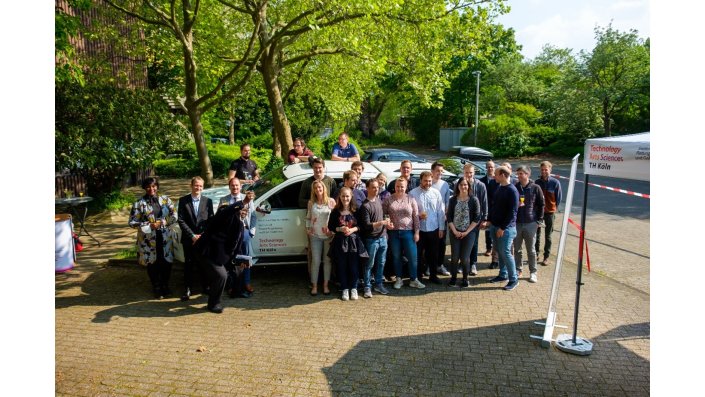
[{"left": 173, "top": 160, "right": 383, "bottom": 265}]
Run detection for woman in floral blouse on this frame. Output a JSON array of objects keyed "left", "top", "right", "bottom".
[
  {"left": 128, "top": 177, "right": 178, "bottom": 299},
  {"left": 446, "top": 177, "right": 481, "bottom": 288}
]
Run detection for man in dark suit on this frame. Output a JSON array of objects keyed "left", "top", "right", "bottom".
[
  {"left": 194, "top": 198, "right": 249, "bottom": 313},
  {"left": 177, "top": 176, "right": 214, "bottom": 301}
]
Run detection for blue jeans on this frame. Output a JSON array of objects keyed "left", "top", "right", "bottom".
[
  {"left": 469, "top": 227, "right": 481, "bottom": 266},
  {"left": 388, "top": 230, "right": 418, "bottom": 280},
  {"left": 364, "top": 237, "right": 388, "bottom": 288},
  {"left": 491, "top": 225, "right": 517, "bottom": 282}
]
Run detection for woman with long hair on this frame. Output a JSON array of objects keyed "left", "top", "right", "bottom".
[
  {"left": 327, "top": 187, "right": 362, "bottom": 301},
  {"left": 446, "top": 177, "right": 481, "bottom": 287},
  {"left": 306, "top": 180, "right": 336, "bottom": 296}
]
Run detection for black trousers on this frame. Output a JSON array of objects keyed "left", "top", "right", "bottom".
[
  {"left": 183, "top": 243, "right": 207, "bottom": 292},
  {"left": 416, "top": 229, "right": 440, "bottom": 279},
  {"left": 198, "top": 254, "right": 227, "bottom": 309},
  {"left": 147, "top": 231, "right": 172, "bottom": 290}
]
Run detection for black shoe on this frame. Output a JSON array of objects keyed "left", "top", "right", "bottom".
[
  {"left": 180, "top": 288, "right": 191, "bottom": 301},
  {"left": 461, "top": 279, "right": 470, "bottom": 288},
  {"left": 489, "top": 276, "right": 508, "bottom": 283},
  {"left": 488, "top": 262, "right": 499, "bottom": 269},
  {"left": 448, "top": 278, "right": 457, "bottom": 287},
  {"left": 429, "top": 276, "right": 442, "bottom": 284},
  {"left": 161, "top": 286, "right": 172, "bottom": 297},
  {"left": 503, "top": 280, "right": 519, "bottom": 291},
  {"left": 153, "top": 287, "right": 163, "bottom": 299},
  {"left": 207, "top": 304, "right": 224, "bottom": 313},
  {"left": 238, "top": 291, "right": 252, "bottom": 299}
]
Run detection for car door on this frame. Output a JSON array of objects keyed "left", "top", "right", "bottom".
[{"left": 251, "top": 178, "right": 308, "bottom": 263}]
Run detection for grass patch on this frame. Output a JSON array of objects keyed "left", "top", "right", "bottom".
[{"left": 112, "top": 246, "right": 137, "bottom": 260}]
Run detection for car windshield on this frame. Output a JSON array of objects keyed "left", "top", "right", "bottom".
[{"left": 248, "top": 167, "right": 288, "bottom": 197}]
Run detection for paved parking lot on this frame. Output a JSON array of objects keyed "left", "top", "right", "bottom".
[{"left": 55, "top": 177, "right": 649, "bottom": 396}]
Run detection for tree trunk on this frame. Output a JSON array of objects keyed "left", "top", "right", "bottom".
[
  {"left": 188, "top": 109, "right": 214, "bottom": 186},
  {"left": 183, "top": 36, "right": 214, "bottom": 187},
  {"left": 261, "top": 49, "right": 292, "bottom": 159},
  {"left": 228, "top": 105, "right": 235, "bottom": 145}
]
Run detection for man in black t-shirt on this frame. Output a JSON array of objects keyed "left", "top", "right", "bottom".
[{"left": 228, "top": 143, "right": 259, "bottom": 185}]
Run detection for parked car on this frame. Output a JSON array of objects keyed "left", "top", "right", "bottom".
[
  {"left": 436, "top": 156, "right": 487, "bottom": 180},
  {"left": 362, "top": 148, "right": 427, "bottom": 163},
  {"left": 454, "top": 146, "right": 493, "bottom": 161},
  {"left": 172, "top": 160, "right": 383, "bottom": 265}
]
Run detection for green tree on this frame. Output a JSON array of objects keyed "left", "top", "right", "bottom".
[
  {"left": 580, "top": 24, "right": 650, "bottom": 136},
  {"left": 103, "top": 0, "right": 265, "bottom": 187},
  {"left": 216, "top": 0, "right": 507, "bottom": 156},
  {"left": 55, "top": 82, "right": 189, "bottom": 194}
]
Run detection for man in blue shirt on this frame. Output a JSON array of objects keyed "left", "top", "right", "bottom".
[
  {"left": 331, "top": 132, "right": 360, "bottom": 162},
  {"left": 410, "top": 171, "right": 446, "bottom": 284}
]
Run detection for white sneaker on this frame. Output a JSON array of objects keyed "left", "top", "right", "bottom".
[
  {"left": 393, "top": 278, "right": 403, "bottom": 289},
  {"left": 529, "top": 273, "right": 538, "bottom": 283},
  {"left": 409, "top": 279, "right": 426, "bottom": 289},
  {"left": 341, "top": 289, "right": 350, "bottom": 301},
  {"left": 363, "top": 287, "right": 373, "bottom": 298},
  {"left": 438, "top": 265, "right": 451, "bottom": 276},
  {"left": 424, "top": 268, "right": 430, "bottom": 277},
  {"left": 470, "top": 264, "right": 478, "bottom": 276},
  {"left": 350, "top": 289, "right": 359, "bottom": 300}
]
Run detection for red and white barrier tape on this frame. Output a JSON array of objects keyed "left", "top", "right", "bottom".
[
  {"left": 567, "top": 218, "right": 591, "bottom": 272},
  {"left": 551, "top": 174, "right": 650, "bottom": 199}
]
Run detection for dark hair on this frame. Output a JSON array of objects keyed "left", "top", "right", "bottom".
[
  {"left": 453, "top": 177, "right": 474, "bottom": 196},
  {"left": 310, "top": 156, "right": 325, "bottom": 168},
  {"left": 142, "top": 176, "right": 159, "bottom": 189},
  {"left": 293, "top": 137, "right": 306, "bottom": 148},
  {"left": 240, "top": 142, "right": 251, "bottom": 151},
  {"left": 431, "top": 161, "right": 444, "bottom": 171},
  {"left": 335, "top": 187, "right": 357, "bottom": 212},
  {"left": 366, "top": 178, "right": 379, "bottom": 188}
]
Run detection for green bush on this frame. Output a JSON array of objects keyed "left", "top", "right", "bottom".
[
  {"left": 89, "top": 189, "right": 137, "bottom": 212},
  {"left": 153, "top": 158, "right": 199, "bottom": 178},
  {"left": 154, "top": 141, "right": 273, "bottom": 179},
  {"left": 55, "top": 82, "right": 190, "bottom": 194},
  {"left": 305, "top": 135, "right": 325, "bottom": 158},
  {"left": 471, "top": 115, "right": 530, "bottom": 157}
]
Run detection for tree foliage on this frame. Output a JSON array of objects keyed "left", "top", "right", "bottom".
[{"left": 55, "top": 82, "right": 189, "bottom": 194}]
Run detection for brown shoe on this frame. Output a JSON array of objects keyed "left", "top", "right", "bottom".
[
  {"left": 483, "top": 250, "right": 491, "bottom": 256},
  {"left": 245, "top": 284, "right": 254, "bottom": 293},
  {"left": 540, "top": 258, "right": 549, "bottom": 266}
]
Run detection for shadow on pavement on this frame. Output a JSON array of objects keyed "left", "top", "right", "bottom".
[
  {"left": 56, "top": 260, "right": 524, "bottom": 323},
  {"left": 322, "top": 320, "right": 650, "bottom": 396}
]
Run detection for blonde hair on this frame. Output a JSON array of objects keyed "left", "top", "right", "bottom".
[{"left": 309, "top": 180, "right": 330, "bottom": 204}]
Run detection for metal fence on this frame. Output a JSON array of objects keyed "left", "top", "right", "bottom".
[{"left": 55, "top": 167, "right": 154, "bottom": 198}]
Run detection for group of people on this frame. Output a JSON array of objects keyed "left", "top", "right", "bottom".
[
  {"left": 128, "top": 132, "right": 563, "bottom": 309},
  {"left": 128, "top": 143, "right": 262, "bottom": 314},
  {"left": 301, "top": 152, "right": 562, "bottom": 300}
]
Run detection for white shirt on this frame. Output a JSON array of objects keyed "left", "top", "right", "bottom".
[{"left": 409, "top": 186, "right": 445, "bottom": 232}]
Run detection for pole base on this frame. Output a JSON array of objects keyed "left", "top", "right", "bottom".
[{"left": 555, "top": 334, "right": 593, "bottom": 356}]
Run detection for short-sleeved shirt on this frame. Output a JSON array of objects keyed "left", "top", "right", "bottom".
[
  {"left": 229, "top": 157, "right": 258, "bottom": 180},
  {"left": 332, "top": 143, "right": 359, "bottom": 159}
]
